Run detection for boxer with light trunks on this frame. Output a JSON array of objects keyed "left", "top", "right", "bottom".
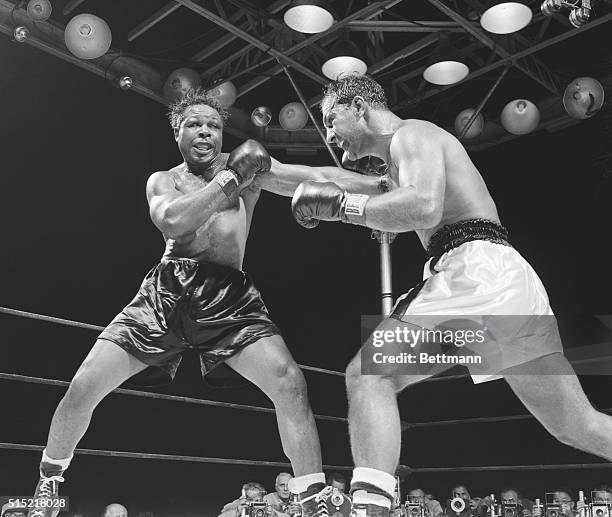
[{"left": 264, "top": 74, "right": 612, "bottom": 517}]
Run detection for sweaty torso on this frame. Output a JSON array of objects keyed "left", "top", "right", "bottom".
[
  {"left": 161, "top": 154, "right": 256, "bottom": 269},
  {"left": 386, "top": 120, "right": 500, "bottom": 249}
]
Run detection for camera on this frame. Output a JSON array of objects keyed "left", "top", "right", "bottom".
[
  {"left": 590, "top": 504, "right": 611, "bottom": 517},
  {"left": 405, "top": 502, "right": 424, "bottom": 517},
  {"left": 449, "top": 498, "right": 467, "bottom": 515},
  {"left": 242, "top": 502, "right": 267, "bottom": 517},
  {"left": 501, "top": 503, "right": 522, "bottom": 517},
  {"left": 326, "top": 488, "right": 352, "bottom": 517},
  {"left": 545, "top": 504, "right": 562, "bottom": 517}
]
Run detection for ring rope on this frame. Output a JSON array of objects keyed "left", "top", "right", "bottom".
[
  {"left": 0, "top": 306, "right": 344, "bottom": 378},
  {"left": 1, "top": 442, "right": 607, "bottom": 473},
  {"left": 404, "top": 407, "right": 612, "bottom": 429},
  {"left": 410, "top": 463, "right": 612, "bottom": 473},
  {"left": 0, "top": 442, "right": 352, "bottom": 470},
  {"left": 0, "top": 372, "right": 347, "bottom": 424},
  {"left": 7, "top": 372, "right": 610, "bottom": 432},
  {"left": 3, "top": 306, "right": 609, "bottom": 385}
]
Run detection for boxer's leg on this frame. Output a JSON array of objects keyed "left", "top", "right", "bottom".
[
  {"left": 345, "top": 317, "right": 455, "bottom": 515},
  {"left": 504, "top": 351, "right": 612, "bottom": 460},
  {"left": 29, "top": 339, "right": 149, "bottom": 517},
  {"left": 226, "top": 334, "right": 322, "bottom": 475}
]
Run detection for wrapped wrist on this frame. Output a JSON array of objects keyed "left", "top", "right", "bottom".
[
  {"left": 215, "top": 169, "right": 241, "bottom": 198},
  {"left": 340, "top": 192, "right": 369, "bottom": 225}
]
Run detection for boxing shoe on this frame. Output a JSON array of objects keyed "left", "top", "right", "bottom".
[
  {"left": 27, "top": 464, "right": 64, "bottom": 517},
  {"left": 291, "top": 482, "right": 327, "bottom": 517}
]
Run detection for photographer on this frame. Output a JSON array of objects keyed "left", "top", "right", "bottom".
[
  {"left": 327, "top": 473, "right": 348, "bottom": 494},
  {"left": 533, "top": 490, "right": 576, "bottom": 517},
  {"left": 477, "top": 488, "right": 532, "bottom": 517},
  {"left": 445, "top": 485, "right": 474, "bottom": 517},
  {"left": 218, "top": 482, "right": 267, "bottom": 517},
  {"left": 263, "top": 473, "right": 292, "bottom": 517},
  {"left": 407, "top": 488, "right": 444, "bottom": 517}
]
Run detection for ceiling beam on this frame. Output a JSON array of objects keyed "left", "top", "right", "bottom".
[
  {"left": 174, "top": 0, "right": 329, "bottom": 86},
  {"left": 127, "top": 3, "right": 182, "bottom": 42},
  {"left": 62, "top": 0, "right": 86, "bottom": 16},
  {"left": 428, "top": 0, "right": 561, "bottom": 95},
  {"left": 393, "top": 10, "right": 612, "bottom": 111},
  {"left": 191, "top": 0, "right": 290, "bottom": 63},
  {"left": 234, "top": 0, "right": 406, "bottom": 98},
  {"left": 347, "top": 20, "right": 464, "bottom": 32}
]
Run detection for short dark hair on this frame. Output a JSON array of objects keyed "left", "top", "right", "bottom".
[
  {"left": 554, "top": 489, "right": 575, "bottom": 502},
  {"left": 242, "top": 482, "right": 266, "bottom": 496},
  {"left": 323, "top": 74, "right": 388, "bottom": 109},
  {"left": 167, "top": 88, "right": 229, "bottom": 129},
  {"left": 500, "top": 487, "right": 522, "bottom": 499},
  {"left": 327, "top": 472, "right": 347, "bottom": 486}
]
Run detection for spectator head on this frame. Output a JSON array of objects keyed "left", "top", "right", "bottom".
[
  {"left": 327, "top": 472, "right": 348, "bottom": 493},
  {"left": 407, "top": 488, "right": 426, "bottom": 503},
  {"left": 103, "top": 504, "right": 128, "bottom": 517},
  {"left": 275, "top": 472, "right": 293, "bottom": 500},
  {"left": 593, "top": 486, "right": 612, "bottom": 503},
  {"left": 501, "top": 489, "right": 522, "bottom": 505},
  {"left": 553, "top": 490, "right": 575, "bottom": 516},
  {"left": 243, "top": 482, "right": 266, "bottom": 501},
  {"left": 452, "top": 485, "right": 471, "bottom": 502}
]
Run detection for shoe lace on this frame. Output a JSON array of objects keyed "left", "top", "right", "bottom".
[{"left": 38, "top": 475, "right": 64, "bottom": 498}]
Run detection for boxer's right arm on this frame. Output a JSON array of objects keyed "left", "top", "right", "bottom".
[
  {"left": 146, "top": 170, "right": 227, "bottom": 240},
  {"left": 257, "top": 157, "right": 384, "bottom": 197}
]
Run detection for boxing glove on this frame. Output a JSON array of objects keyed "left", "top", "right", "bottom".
[
  {"left": 291, "top": 181, "right": 369, "bottom": 228},
  {"left": 215, "top": 139, "right": 271, "bottom": 197}
]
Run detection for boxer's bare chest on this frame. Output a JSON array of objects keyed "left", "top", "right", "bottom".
[{"left": 167, "top": 169, "right": 249, "bottom": 268}]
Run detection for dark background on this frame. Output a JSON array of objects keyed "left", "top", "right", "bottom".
[{"left": 1, "top": 26, "right": 612, "bottom": 517}]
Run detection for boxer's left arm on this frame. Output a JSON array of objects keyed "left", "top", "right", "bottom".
[
  {"left": 292, "top": 124, "right": 445, "bottom": 232},
  {"left": 257, "top": 157, "right": 384, "bottom": 196}
]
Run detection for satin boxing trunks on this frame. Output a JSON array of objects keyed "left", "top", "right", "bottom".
[
  {"left": 372, "top": 219, "right": 562, "bottom": 383},
  {"left": 98, "top": 257, "right": 280, "bottom": 385}
]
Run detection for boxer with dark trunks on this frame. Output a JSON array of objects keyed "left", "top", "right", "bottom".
[
  {"left": 27, "top": 89, "right": 382, "bottom": 517},
  {"left": 266, "top": 74, "right": 612, "bottom": 517}
]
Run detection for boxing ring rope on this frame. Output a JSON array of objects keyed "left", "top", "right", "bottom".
[
  {"left": 0, "top": 305, "right": 344, "bottom": 378},
  {"left": 3, "top": 305, "right": 609, "bottom": 388},
  {"left": 1, "top": 442, "right": 610, "bottom": 473},
  {"left": 4, "top": 307, "right": 612, "bottom": 473},
  {"left": 0, "top": 372, "right": 347, "bottom": 424},
  {"left": 0, "top": 442, "right": 352, "bottom": 470}
]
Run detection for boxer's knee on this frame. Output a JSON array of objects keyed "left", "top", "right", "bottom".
[
  {"left": 268, "top": 359, "right": 308, "bottom": 403},
  {"left": 63, "top": 363, "right": 107, "bottom": 412},
  {"left": 346, "top": 357, "right": 397, "bottom": 398}
]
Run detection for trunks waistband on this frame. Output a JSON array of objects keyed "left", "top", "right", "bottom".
[
  {"left": 426, "top": 218, "right": 511, "bottom": 259},
  {"left": 160, "top": 255, "right": 246, "bottom": 275}
]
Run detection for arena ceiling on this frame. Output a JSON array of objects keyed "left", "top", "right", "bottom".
[{"left": 2, "top": 0, "right": 612, "bottom": 153}]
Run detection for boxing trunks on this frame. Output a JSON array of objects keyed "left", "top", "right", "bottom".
[
  {"left": 98, "top": 257, "right": 280, "bottom": 385},
  {"left": 387, "top": 219, "right": 563, "bottom": 383}
]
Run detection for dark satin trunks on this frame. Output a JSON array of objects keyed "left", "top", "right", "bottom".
[{"left": 98, "top": 257, "right": 280, "bottom": 386}]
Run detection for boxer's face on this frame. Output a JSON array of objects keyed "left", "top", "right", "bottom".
[
  {"left": 175, "top": 104, "right": 223, "bottom": 168},
  {"left": 322, "top": 95, "right": 364, "bottom": 160}
]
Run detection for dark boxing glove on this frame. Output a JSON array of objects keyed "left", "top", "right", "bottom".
[
  {"left": 291, "top": 181, "right": 370, "bottom": 229},
  {"left": 215, "top": 139, "right": 271, "bottom": 197}
]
